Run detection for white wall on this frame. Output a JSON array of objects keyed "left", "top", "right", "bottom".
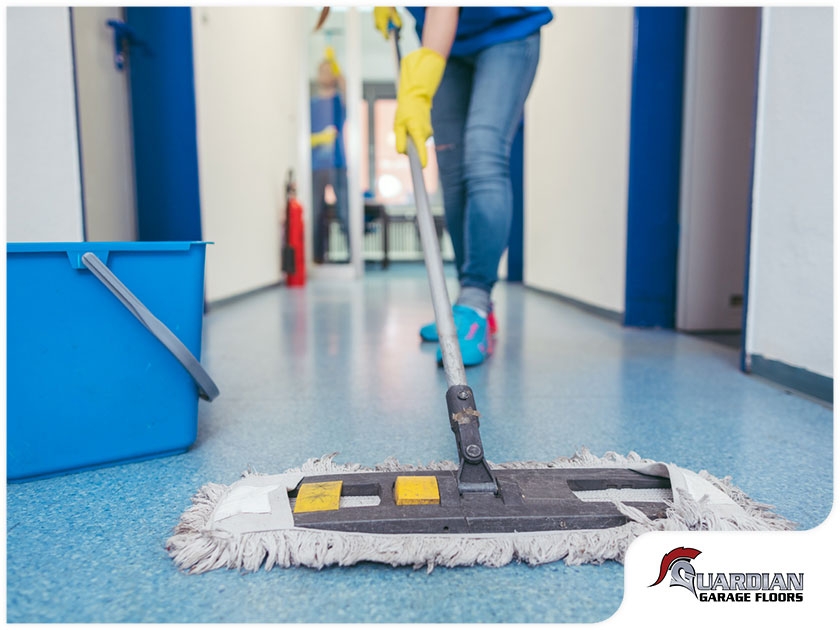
[
  {"left": 6, "top": 7, "right": 84, "bottom": 242},
  {"left": 524, "top": 8, "right": 634, "bottom": 313},
  {"left": 677, "top": 7, "right": 759, "bottom": 331},
  {"left": 745, "top": 7, "right": 833, "bottom": 377},
  {"left": 192, "top": 7, "right": 307, "bottom": 302}
]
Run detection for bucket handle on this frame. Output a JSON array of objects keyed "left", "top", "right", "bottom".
[{"left": 81, "top": 252, "right": 220, "bottom": 402}]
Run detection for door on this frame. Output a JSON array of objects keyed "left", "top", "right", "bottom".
[
  {"left": 71, "top": 7, "right": 138, "bottom": 241},
  {"left": 676, "top": 7, "right": 761, "bottom": 331}
]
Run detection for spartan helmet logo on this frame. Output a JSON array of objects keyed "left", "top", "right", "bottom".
[{"left": 649, "top": 547, "right": 702, "bottom": 598}]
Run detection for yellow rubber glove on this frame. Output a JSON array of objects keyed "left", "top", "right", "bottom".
[
  {"left": 324, "top": 45, "right": 341, "bottom": 76},
  {"left": 311, "top": 126, "right": 338, "bottom": 148},
  {"left": 374, "top": 7, "right": 402, "bottom": 40},
  {"left": 394, "top": 48, "right": 446, "bottom": 168}
]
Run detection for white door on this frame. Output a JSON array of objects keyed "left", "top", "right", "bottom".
[{"left": 71, "top": 7, "right": 137, "bottom": 241}]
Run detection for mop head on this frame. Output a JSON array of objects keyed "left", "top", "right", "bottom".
[{"left": 166, "top": 449, "right": 795, "bottom": 574}]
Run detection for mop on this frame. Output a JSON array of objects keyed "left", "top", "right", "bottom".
[{"left": 167, "top": 26, "right": 794, "bottom": 575}]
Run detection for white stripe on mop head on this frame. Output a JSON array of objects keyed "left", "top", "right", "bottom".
[
  {"left": 573, "top": 488, "right": 673, "bottom": 502},
  {"left": 290, "top": 495, "right": 382, "bottom": 510}
]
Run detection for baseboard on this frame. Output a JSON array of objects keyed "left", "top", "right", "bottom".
[
  {"left": 206, "top": 281, "right": 282, "bottom": 312},
  {"left": 748, "top": 354, "right": 833, "bottom": 404},
  {"left": 523, "top": 285, "right": 624, "bottom": 323}
]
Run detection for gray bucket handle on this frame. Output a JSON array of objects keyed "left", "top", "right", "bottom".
[{"left": 81, "top": 252, "right": 220, "bottom": 402}]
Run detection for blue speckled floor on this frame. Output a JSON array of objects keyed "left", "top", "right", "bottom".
[{"left": 6, "top": 266, "right": 833, "bottom": 622}]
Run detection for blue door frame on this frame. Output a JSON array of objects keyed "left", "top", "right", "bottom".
[
  {"left": 125, "top": 7, "right": 202, "bottom": 242},
  {"left": 624, "top": 7, "right": 687, "bottom": 328}
]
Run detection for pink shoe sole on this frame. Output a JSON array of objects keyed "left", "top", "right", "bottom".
[{"left": 487, "top": 311, "right": 498, "bottom": 336}]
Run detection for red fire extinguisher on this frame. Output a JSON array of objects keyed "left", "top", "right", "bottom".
[{"left": 282, "top": 169, "right": 306, "bottom": 287}]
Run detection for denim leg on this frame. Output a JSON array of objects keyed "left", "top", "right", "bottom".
[
  {"left": 460, "top": 33, "right": 541, "bottom": 293},
  {"left": 311, "top": 169, "right": 330, "bottom": 262},
  {"left": 431, "top": 57, "right": 473, "bottom": 278},
  {"left": 331, "top": 167, "right": 350, "bottom": 255}
]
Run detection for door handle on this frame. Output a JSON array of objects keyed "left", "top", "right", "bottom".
[{"left": 105, "top": 19, "right": 151, "bottom": 71}]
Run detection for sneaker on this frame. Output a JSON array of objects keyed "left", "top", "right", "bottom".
[
  {"left": 419, "top": 303, "right": 497, "bottom": 342},
  {"left": 419, "top": 319, "right": 439, "bottom": 342},
  {"left": 436, "top": 305, "right": 492, "bottom": 367}
]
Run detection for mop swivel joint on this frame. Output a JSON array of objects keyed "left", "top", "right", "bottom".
[{"left": 446, "top": 386, "right": 498, "bottom": 494}]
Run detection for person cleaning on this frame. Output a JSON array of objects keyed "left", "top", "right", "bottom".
[
  {"left": 310, "top": 46, "right": 350, "bottom": 263},
  {"left": 374, "top": 6, "right": 552, "bottom": 366}
]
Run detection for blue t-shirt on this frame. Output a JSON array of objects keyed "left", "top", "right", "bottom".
[
  {"left": 310, "top": 93, "right": 346, "bottom": 171},
  {"left": 407, "top": 7, "right": 553, "bottom": 57}
]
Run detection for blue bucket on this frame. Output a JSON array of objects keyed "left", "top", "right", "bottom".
[{"left": 7, "top": 242, "right": 219, "bottom": 482}]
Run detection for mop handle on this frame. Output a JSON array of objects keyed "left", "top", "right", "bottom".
[{"left": 390, "top": 30, "right": 467, "bottom": 389}]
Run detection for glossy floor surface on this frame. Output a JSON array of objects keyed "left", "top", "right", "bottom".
[{"left": 6, "top": 267, "right": 833, "bottom": 622}]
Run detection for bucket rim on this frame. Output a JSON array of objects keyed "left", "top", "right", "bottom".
[{"left": 7, "top": 241, "right": 212, "bottom": 254}]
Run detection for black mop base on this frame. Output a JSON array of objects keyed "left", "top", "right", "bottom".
[{"left": 290, "top": 468, "right": 671, "bottom": 534}]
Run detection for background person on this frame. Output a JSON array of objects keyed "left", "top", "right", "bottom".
[{"left": 310, "top": 46, "right": 350, "bottom": 263}]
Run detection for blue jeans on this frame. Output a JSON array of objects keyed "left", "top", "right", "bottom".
[
  {"left": 431, "top": 32, "right": 541, "bottom": 293},
  {"left": 312, "top": 167, "right": 349, "bottom": 262}
]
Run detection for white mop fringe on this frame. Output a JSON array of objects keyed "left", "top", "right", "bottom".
[{"left": 166, "top": 448, "right": 795, "bottom": 574}]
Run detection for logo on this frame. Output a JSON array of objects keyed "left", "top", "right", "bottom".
[
  {"left": 649, "top": 547, "right": 804, "bottom": 603},
  {"left": 649, "top": 547, "right": 703, "bottom": 597}
]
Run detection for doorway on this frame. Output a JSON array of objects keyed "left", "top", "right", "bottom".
[
  {"left": 677, "top": 7, "right": 762, "bottom": 347},
  {"left": 72, "top": 7, "right": 203, "bottom": 244}
]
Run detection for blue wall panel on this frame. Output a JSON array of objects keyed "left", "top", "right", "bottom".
[
  {"left": 125, "top": 7, "right": 202, "bottom": 242},
  {"left": 624, "top": 8, "right": 687, "bottom": 327}
]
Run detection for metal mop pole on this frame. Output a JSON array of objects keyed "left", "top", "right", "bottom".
[
  {"left": 390, "top": 29, "right": 496, "bottom": 493},
  {"left": 388, "top": 33, "right": 466, "bottom": 390}
]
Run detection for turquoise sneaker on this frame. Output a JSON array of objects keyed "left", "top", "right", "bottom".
[
  {"left": 435, "top": 305, "right": 492, "bottom": 367},
  {"left": 419, "top": 319, "right": 438, "bottom": 342},
  {"left": 419, "top": 305, "right": 497, "bottom": 342}
]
